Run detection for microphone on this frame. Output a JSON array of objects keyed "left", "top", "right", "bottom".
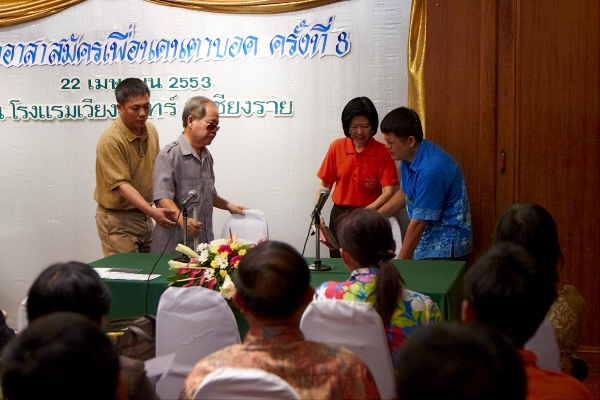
[
  {"left": 182, "top": 190, "right": 198, "bottom": 206},
  {"left": 312, "top": 188, "right": 330, "bottom": 216}
]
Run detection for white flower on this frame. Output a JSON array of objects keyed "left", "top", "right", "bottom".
[
  {"left": 204, "top": 268, "right": 215, "bottom": 280},
  {"left": 175, "top": 243, "right": 200, "bottom": 258},
  {"left": 209, "top": 238, "right": 228, "bottom": 247},
  {"left": 196, "top": 243, "right": 210, "bottom": 253},
  {"left": 217, "top": 256, "right": 228, "bottom": 269},
  {"left": 220, "top": 274, "right": 236, "bottom": 299},
  {"left": 198, "top": 249, "right": 209, "bottom": 263}
]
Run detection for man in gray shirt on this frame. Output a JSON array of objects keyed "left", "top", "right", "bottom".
[{"left": 151, "top": 96, "right": 246, "bottom": 253}]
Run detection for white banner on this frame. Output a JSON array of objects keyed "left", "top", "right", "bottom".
[{"left": 0, "top": 0, "right": 411, "bottom": 324}]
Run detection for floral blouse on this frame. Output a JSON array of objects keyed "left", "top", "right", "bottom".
[{"left": 314, "top": 267, "right": 443, "bottom": 379}]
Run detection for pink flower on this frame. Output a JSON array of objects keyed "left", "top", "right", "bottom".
[
  {"left": 189, "top": 269, "right": 202, "bottom": 279},
  {"left": 178, "top": 268, "right": 190, "bottom": 274},
  {"left": 183, "top": 279, "right": 195, "bottom": 288},
  {"left": 230, "top": 255, "right": 242, "bottom": 268},
  {"left": 218, "top": 245, "right": 233, "bottom": 254},
  {"left": 206, "top": 277, "right": 217, "bottom": 290}
]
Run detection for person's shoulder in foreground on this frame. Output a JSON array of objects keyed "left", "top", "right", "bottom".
[{"left": 181, "top": 240, "right": 380, "bottom": 400}]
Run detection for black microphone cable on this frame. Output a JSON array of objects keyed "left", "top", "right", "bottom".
[{"left": 144, "top": 207, "right": 183, "bottom": 315}]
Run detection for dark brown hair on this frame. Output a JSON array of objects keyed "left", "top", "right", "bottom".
[{"left": 337, "top": 208, "right": 404, "bottom": 324}]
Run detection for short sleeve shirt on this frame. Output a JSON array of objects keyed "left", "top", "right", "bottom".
[
  {"left": 401, "top": 140, "right": 472, "bottom": 259},
  {"left": 94, "top": 117, "right": 159, "bottom": 210},
  {"left": 151, "top": 135, "right": 216, "bottom": 253},
  {"left": 317, "top": 137, "right": 399, "bottom": 207}
]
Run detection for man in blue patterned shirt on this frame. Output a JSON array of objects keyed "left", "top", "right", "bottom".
[{"left": 378, "top": 107, "right": 472, "bottom": 260}]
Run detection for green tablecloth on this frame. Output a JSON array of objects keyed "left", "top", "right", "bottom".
[{"left": 91, "top": 253, "right": 465, "bottom": 326}]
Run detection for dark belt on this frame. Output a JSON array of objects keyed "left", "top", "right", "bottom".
[{"left": 107, "top": 208, "right": 145, "bottom": 214}]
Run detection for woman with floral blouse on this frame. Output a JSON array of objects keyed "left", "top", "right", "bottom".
[{"left": 314, "top": 208, "right": 442, "bottom": 379}]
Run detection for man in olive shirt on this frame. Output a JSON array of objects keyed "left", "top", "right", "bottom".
[{"left": 94, "top": 78, "right": 176, "bottom": 256}]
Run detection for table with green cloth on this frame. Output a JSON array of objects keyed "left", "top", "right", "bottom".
[{"left": 91, "top": 253, "right": 465, "bottom": 337}]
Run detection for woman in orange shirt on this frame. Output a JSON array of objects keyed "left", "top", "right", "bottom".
[{"left": 316, "top": 97, "right": 399, "bottom": 257}]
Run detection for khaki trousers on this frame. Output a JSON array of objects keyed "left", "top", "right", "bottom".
[{"left": 95, "top": 205, "right": 153, "bottom": 257}]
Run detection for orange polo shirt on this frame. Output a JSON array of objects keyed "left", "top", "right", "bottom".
[
  {"left": 317, "top": 137, "right": 399, "bottom": 207},
  {"left": 519, "top": 349, "right": 592, "bottom": 399}
]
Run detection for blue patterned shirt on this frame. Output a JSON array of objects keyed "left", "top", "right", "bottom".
[{"left": 401, "top": 140, "right": 472, "bottom": 259}]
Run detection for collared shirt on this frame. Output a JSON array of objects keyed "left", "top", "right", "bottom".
[
  {"left": 314, "top": 267, "right": 443, "bottom": 381},
  {"left": 519, "top": 350, "right": 592, "bottom": 399},
  {"left": 94, "top": 116, "right": 159, "bottom": 210},
  {"left": 182, "top": 326, "right": 380, "bottom": 400},
  {"left": 401, "top": 140, "right": 472, "bottom": 259},
  {"left": 317, "top": 137, "right": 399, "bottom": 207},
  {"left": 151, "top": 134, "right": 216, "bottom": 253}
]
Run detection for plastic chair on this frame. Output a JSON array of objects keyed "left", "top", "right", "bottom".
[
  {"left": 220, "top": 210, "right": 268, "bottom": 244},
  {"left": 193, "top": 367, "right": 300, "bottom": 400},
  {"left": 388, "top": 217, "right": 403, "bottom": 256},
  {"left": 300, "top": 300, "right": 396, "bottom": 400},
  {"left": 16, "top": 297, "right": 28, "bottom": 333},
  {"left": 155, "top": 287, "right": 241, "bottom": 399},
  {"left": 524, "top": 316, "right": 561, "bottom": 371}
]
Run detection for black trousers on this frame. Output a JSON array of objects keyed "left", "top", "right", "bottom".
[{"left": 328, "top": 204, "right": 357, "bottom": 258}]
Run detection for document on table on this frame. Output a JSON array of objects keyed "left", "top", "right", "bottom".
[{"left": 93, "top": 268, "right": 161, "bottom": 280}]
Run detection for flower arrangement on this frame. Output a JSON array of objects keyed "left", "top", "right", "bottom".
[{"left": 167, "top": 234, "right": 254, "bottom": 299}]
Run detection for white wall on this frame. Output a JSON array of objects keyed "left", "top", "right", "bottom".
[{"left": 0, "top": 0, "right": 410, "bottom": 325}]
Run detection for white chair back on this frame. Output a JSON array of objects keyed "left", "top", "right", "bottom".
[
  {"left": 193, "top": 367, "right": 300, "bottom": 400},
  {"left": 388, "top": 216, "right": 403, "bottom": 256},
  {"left": 524, "top": 316, "right": 561, "bottom": 371},
  {"left": 156, "top": 286, "right": 241, "bottom": 399},
  {"left": 300, "top": 300, "right": 396, "bottom": 400},
  {"left": 221, "top": 209, "right": 268, "bottom": 244},
  {"left": 16, "top": 297, "right": 28, "bottom": 333}
]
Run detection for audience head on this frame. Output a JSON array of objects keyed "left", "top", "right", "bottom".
[
  {"left": 336, "top": 208, "right": 403, "bottom": 324},
  {"left": 0, "top": 310, "right": 15, "bottom": 355},
  {"left": 396, "top": 321, "right": 526, "bottom": 400},
  {"left": 381, "top": 106, "right": 424, "bottom": 142},
  {"left": 114, "top": 77, "right": 150, "bottom": 105},
  {"left": 27, "top": 261, "right": 112, "bottom": 325},
  {"left": 1, "top": 312, "right": 122, "bottom": 400},
  {"left": 232, "top": 241, "right": 311, "bottom": 321},
  {"left": 494, "top": 203, "right": 562, "bottom": 285},
  {"left": 341, "top": 97, "right": 379, "bottom": 138},
  {"left": 181, "top": 96, "right": 215, "bottom": 128},
  {"left": 463, "top": 242, "right": 558, "bottom": 346}
]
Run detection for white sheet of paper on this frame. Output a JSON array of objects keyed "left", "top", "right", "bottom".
[
  {"left": 93, "top": 268, "right": 160, "bottom": 280},
  {"left": 144, "top": 353, "right": 177, "bottom": 385}
]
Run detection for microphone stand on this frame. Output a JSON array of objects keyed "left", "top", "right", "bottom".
[
  {"left": 173, "top": 203, "right": 191, "bottom": 263},
  {"left": 309, "top": 210, "right": 331, "bottom": 271}
]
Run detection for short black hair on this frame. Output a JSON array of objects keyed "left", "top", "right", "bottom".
[
  {"left": 380, "top": 107, "right": 424, "bottom": 142},
  {"left": 27, "top": 261, "right": 112, "bottom": 324},
  {"left": 494, "top": 203, "right": 562, "bottom": 285},
  {"left": 396, "top": 321, "right": 526, "bottom": 400},
  {"left": 232, "top": 241, "right": 310, "bottom": 320},
  {"left": 341, "top": 97, "right": 379, "bottom": 138},
  {"left": 463, "top": 242, "right": 557, "bottom": 346},
  {"left": 1, "top": 312, "right": 120, "bottom": 400},
  {"left": 115, "top": 77, "right": 150, "bottom": 105}
]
